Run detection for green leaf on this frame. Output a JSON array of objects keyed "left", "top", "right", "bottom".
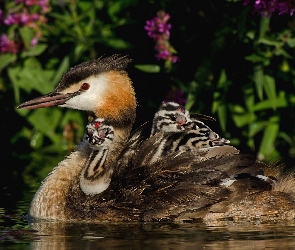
[
  {"left": 15, "top": 108, "right": 30, "bottom": 118},
  {"left": 278, "top": 131, "right": 295, "bottom": 147},
  {"left": 0, "top": 54, "right": 17, "bottom": 71},
  {"left": 286, "top": 38, "right": 295, "bottom": 48},
  {"left": 245, "top": 54, "right": 266, "bottom": 63},
  {"left": 274, "top": 47, "right": 292, "bottom": 58},
  {"left": 19, "top": 26, "right": 35, "bottom": 49},
  {"left": 77, "top": 1, "right": 93, "bottom": 11},
  {"left": 263, "top": 75, "right": 276, "bottom": 109},
  {"left": 246, "top": 31, "right": 255, "bottom": 40},
  {"left": 74, "top": 44, "right": 87, "bottom": 61},
  {"left": 27, "top": 108, "right": 63, "bottom": 143},
  {"left": 51, "top": 56, "right": 69, "bottom": 86},
  {"left": 259, "top": 16, "right": 270, "bottom": 40},
  {"left": 30, "top": 131, "right": 44, "bottom": 149},
  {"left": 253, "top": 65, "right": 264, "bottom": 100},
  {"left": 134, "top": 64, "right": 161, "bottom": 73},
  {"left": 8, "top": 66, "right": 21, "bottom": 103},
  {"left": 217, "top": 69, "right": 227, "bottom": 88},
  {"left": 231, "top": 112, "right": 256, "bottom": 128},
  {"left": 107, "top": 0, "right": 137, "bottom": 21},
  {"left": 258, "top": 37, "right": 281, "bottom": 46},
  {"left": 217, "top": 105, "right": 227, "bottom": 132},
  {"left": 258, "top": 116, "right": 280, "bottom": 160},
  {"left": 185, "top": 93, "right": 196, "bottom": 111},
  {"left": 229, "top": 104, "right": 245, "bottom": 113},
  {"left": 185, "top": 80, "right": 198, "bottom": 110},
  {"left": 245, "top": 89, "right": 255, "bottom": 112},
  {"left": 21, "top": 44, "right": 48, "bottom": 57},
  {"left": 10, "top": 58, "right": 55, "bottom": 95},
  {"left": 248, "top": 121, "right": 265, "bottom": 137},
  {"left": 253, "top": 92, "right": 287, "bottom": 111},
  {"left": 104, "top": 38, "right": 131, "bottom": 49}
]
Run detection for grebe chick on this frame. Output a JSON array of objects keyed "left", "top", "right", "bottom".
[
  {"left": 149, "top": 102, "right": 230, "bottom": 162},
  {"left": 80, "top": 118, "right": 114, "bottom": 195},
  {"left": 151, "top": 102, "right": 190, "bottom": 135}
]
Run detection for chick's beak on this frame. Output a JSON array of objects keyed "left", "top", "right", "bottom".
[{"left": 17, "top": 91, "right": 80, "bottom": 110}]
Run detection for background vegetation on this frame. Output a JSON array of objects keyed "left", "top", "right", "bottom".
[{"left": 1, "top": 0, "right": 295, "bottom": 206}]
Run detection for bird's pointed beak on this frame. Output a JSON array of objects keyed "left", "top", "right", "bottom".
[{"left": 17, "top": 91, "right": 80, "bottom": 110}]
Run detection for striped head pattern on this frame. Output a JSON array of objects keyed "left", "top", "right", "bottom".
[
  {"left": 86, "top": 118, "right": 114, "bottom": 149},
  {"left": 151, "top": 102, "right": 190, "bottom": 136}
]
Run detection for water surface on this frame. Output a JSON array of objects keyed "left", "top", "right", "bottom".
[{"left": 1, "top": 160, "right": 295, "bottom": 249}]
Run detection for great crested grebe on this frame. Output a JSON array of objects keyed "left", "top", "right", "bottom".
[{"left": 18, "top": 55, "right": 295, "bottom": 224}]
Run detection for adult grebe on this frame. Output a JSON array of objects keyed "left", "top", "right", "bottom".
[{"left": 18, "top": 55, "right": 295, "bottom": 223}]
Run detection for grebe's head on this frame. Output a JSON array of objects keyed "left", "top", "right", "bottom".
[{"left": 17, "top": 55, "right": 137, "bottom": 127}]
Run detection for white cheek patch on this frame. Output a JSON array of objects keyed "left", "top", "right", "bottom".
[{"left": 60, "top": 75, "right": 108, "bottom": 111}]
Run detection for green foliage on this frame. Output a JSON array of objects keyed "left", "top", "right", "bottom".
[
  {"left": 175, "top": 3, "right": 295, "bottom": 163},
  {"left": 2, "top": 0, "right": 295, "bottom": 187},
  {"left": 134, "top": 64, "right": 161, "bottom": 73},
  {"left": 0, "top": 0, "right": 139, "bottom": 182}
]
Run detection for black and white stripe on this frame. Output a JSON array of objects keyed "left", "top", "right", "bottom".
[
  {"left": 151, "top": 127, "right": 220, "bottom": 162},
  {"left": 80, "top": 118, "right": 115, "bottom": 195},
  {"left": 150, "top": 102, "right": 230, "bottom": 157},
  {"left": 151, "top": 102, "right": 189, "bottom": 136},
  {"left": 185, "top": 119, "right": 230, "bottom": 146},
  {"left": 85, "top": 118, "right": 114, "bottom": 149}
]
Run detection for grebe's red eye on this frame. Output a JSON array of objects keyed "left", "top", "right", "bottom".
[
  {"left": 94, "top": 121, "right": 101, "bottom": 129},
  {"left": 80, "top": 83, "right": 90, "bottom": 91}
]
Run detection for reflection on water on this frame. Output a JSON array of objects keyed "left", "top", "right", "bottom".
[
  {"left": 28, "top": 221, "right": 295, "bottom": 249},
  {"left": 2, "top": 198, "right": 295, "bottom": 250},
  {"left": 1, "top": 161, "right": 295, "bottom": 249}
]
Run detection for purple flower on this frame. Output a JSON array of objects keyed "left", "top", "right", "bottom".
[
  {"left": 30, "top": 13, "right": 40, "bottom": 21},
  {"left": 0, "top": 34, "right": 18, "bottom": 53},
  {"left": 164, "top": 87, "right": 187, "bottom": 106},
  {"left": 156, "top": 50, "right": 170, "bottom": 60},
  {"left": 38, "top": 0, "right": 50, "bottom": 12},
  {"left": 30, "top": 37, "right": 38, "bottom": 46},
  {"left": 4, "top": 13, "right": 18, "bottom": 25},
  {"left": 1, "top": 0, "right": 49, "bottom": 54},
  {"left": 19, "top": 13, "right": 29, "bottom": 24},
  {"left": 145, "top": 10, "right": 179, "bottom": 67},
  {"left": 244, "top": 0, "right": 295, "bottom": 16},
  {"left": 3, "top": 12, "right": 40, "bottom": 25},
  {"left": 0, "top": 9, "right": 3, "bottom": 23},
  {"left": 14, "top": 0, "right": 49, "bottom": 12},
  {"left": 144, "top": 11, "right": 172, "bottom": 40}
]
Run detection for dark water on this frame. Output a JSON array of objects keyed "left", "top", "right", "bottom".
[{"left": 2, "top": 162, "right": 295, "bottom": 249}]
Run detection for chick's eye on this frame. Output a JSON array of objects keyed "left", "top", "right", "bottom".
[
  {"left": 80, "top": 83, "right": 90, "bottom": 91},
  {"left": 171, "top": 116, "right": 176, "bottom": 121}
]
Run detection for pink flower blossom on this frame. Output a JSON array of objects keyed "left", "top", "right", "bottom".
[
  {"left": 145, "top": 10, "right": 179, "bottom": 67},
  {"left": 0, "top": 34, "right": 18, "bottom": 53},
  {"left": 4, "top": 13, "right": 18, "bottom": 25},
  {"left": 244, "top": 0, "right": 295, "bottom": 16},
  {"left": 30, "top": 37, "right": 38, "bottom": 47},
  {"left": 1, "top": 0, "right": 49, "bottom": 53},
  {"left": 164, "top": 87, "right": 187, "bottom": 106}
]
